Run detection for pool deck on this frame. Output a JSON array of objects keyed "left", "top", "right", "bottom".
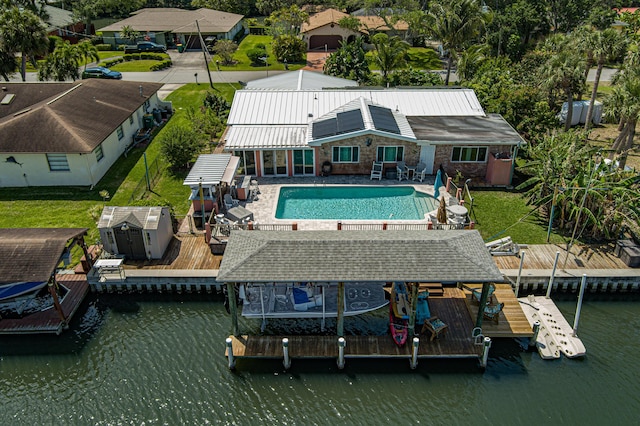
[{"left": 227, "top": 175, "right": 442, "bottom": 231}]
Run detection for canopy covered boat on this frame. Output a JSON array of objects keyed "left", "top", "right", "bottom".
[
  {"left": 239, "top": 282, "right": 388, "bottom": 319},
  {"left": 0, "top": 281, "right": 47, "bottom": 302}
]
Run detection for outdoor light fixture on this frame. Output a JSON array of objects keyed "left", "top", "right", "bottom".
[
  {"left": 121, "top": 223, "right": 130, "bottom": 231},
  {"left": 365, "top": 138, "right": 372, "bottom": 147}
]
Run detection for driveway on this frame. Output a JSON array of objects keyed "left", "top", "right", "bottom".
[{"left": 304, "top": 52, "right": 329, "bottom": 71}]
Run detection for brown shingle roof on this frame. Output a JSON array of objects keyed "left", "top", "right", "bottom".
[
  {"left": 0, "top": 80, "right": 163, "bottom": 153},
  {"left": 0, "top": 228, "right": 87, "bottom": 284},
  {"left": 299, "top": 8, "right": 408, "bottom": 33},
  {"left": 98, "top": 8, "right": 243, "bottom": 34}
]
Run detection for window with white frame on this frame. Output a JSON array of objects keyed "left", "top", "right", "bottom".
[
  {"left": 143, "top": 99, "right": 150, "bottom": 110},
  {"left": 376, "top": 146, "right": 404, "bottom": 162},
  {"left": 117, "top": 125, "right": 124, "bottom": 140},
  {"left": 46, "top": 153, "right": 70, "bottom": 171},
  {"left": 94, "top": 144, "right": 104, "bottom": 162},
  {"left": 129, "top": 115, "right": 134, "bottom": 125},
  {"left": 332, "top": 146, "right": 359, "bottom": 163},
  {"left": 451, "top": 146, "right": 488, "bottom": 162}
]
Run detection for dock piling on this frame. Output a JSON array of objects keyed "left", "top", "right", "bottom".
[
  {"left": 282, "top": 338, "right": 291, "bottom": 370},
  {"left": 514, "top": 251, "right": 525, "bottom": 297},
  {"left": 546, "top": 251, "right": 560, "bottom": 298},
  {"left": 226, "top": 338, "right": 236, "bottom": 370},
  {"left": 573, "top": 274, "right": 587, "bottom": 337},
  {"left": 480, "top": 337, "right": 492, "bottom": 368},
  {"left": 337, "top": 337, "right": 346, "bottom": 370},
  {"left": 529, "top": 321, "right": 540, "bottom": 347},
  {"left": 410, "top": 337, "right": 419, "bottom": 369}
]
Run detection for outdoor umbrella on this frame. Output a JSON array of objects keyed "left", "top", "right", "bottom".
[
  {"left": 433, "top": 169, "right": 443, "bottom": 199},
  {"left": 437, "top": 196, "right": 448, "bottom": 224}
]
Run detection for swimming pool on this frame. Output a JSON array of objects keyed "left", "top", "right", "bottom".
[{"left": 275, "top": 186, "right": 437, "bottom": 220}]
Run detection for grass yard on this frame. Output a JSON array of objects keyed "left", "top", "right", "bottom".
[
  {"left": 366, "top": 47, "right": 443, "bottom": 71},
  {"left": 111, "top": 58, "right": 168, "bottom": 72},
  {"left": 210, "top": 35, "right": 305, "bottom": 71}
]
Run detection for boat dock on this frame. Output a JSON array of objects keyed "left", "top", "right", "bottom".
[{"left": 0, "top": 274, "right": 89, "bottom": 335}]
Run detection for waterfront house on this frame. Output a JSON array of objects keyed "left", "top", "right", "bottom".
[
  {"left": 97, "top": 8, "right": 244, "bottom": 50},
  {"left": 223, "top": 86, "right": 525, "bottom": 185},
  {"left": 0, "top": 80, "right": 166, "bottom": 188}
]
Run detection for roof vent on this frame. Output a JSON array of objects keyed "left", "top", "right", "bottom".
[{"left": 1, "top": 94, "right": 16, "bottom": 105}]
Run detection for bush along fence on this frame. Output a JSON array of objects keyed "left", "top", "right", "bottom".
[
  {"left": 128, "top": 156, "right": 164, "bottom": 203},
  {"left": 103, "top": 53, "right": 172, "bottom": 70}
]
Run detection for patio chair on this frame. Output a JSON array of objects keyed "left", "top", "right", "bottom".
[
  {"left": 224, "top": 193, "right": 239, "bottom": 210},
  {"left": 483, "top": 302, "right": 505, "bottom": 324},
  {"left": 422, "top": 316, "right": 448, "bottom": 341},
  {"left": 412, "top": 163, "right": 427, "bottom": 182},
  {"left": 471, "top": 283, "right": 495, "bottom": 305},
  {"left": 396, "top": 161, "right": 408, "bottom": 181},
  {"left": 370, "top": 161, "right": 383, "bottom": 180}
]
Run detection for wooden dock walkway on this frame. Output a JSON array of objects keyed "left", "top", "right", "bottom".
[
  {"left": 121, "top": 234, "right": 221, "bottom": 270},
  {"left": 0, "top": 274, "right": 89, "bottom": 335},
  {"left": 461, "top": 284, "right": 533, "bottom": 338},
  {"left": 493, "top": 243, "right": 628, "bottom": 270}
]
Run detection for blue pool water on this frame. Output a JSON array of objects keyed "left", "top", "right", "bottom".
[{"left": 275, "top": 186, "right": 437, "bottom": 220}]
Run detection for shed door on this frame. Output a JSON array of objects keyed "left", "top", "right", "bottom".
[
  {"left": 309, "top": 35, "right": 342, "bottom": 50},
  {"left": 114, "top": 227, "right": 146, "bottom": 260}
]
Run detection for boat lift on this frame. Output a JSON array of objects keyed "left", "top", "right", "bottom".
[{"left": 485, "top": 236, "right": 520, "bottom": 257}]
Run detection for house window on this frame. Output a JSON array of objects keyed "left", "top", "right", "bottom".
[
  {"left": 117, "top": 125, "right": 124, "bottom": 140},
  {"left": 451, "top": 146, "right": 488, "bottom": 162},
  {"left": 46, "top": 153, "right": 70, "bottom": 172},
  {"left": 376, "top": 146, "right": 404, "bottom": 162},
  {"left": 144, "top": 99, "right": 150, "bottom": 110},
  {"left": 332, "top": 146, "right": 359, "bottom": 163},
  {"left": 129, "top": 115, "right": 134, "bottom": 125},
  {"left": 234, "top": 150, "right": 256, "bottom": 175},
  {"left": 95, "top": 144, "right": 104, "bottom": 162}
]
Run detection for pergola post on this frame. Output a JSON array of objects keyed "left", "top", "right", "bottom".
[
  {"left": 78, "top": 235, "right": 93, "bottom": 269},
  {"left": 408, "top": 282, "right": 419, "bottom": 337},
  {"left": 474, "top": 282, "right": 490, "bottom": 329},
  {"left": 48, "top": 275, "right": 66, "bottom": 325},
  {"left": 227, "top": 282, "right": 239, "bottom": 336},
  {"left": 337, "top": 282, "right": 345, "bottom": 337}
]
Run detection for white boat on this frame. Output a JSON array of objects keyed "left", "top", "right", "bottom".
[
  {"left": 240, "top": 282, "right": 388, "bottom": 319},
  {"left": 518, "top": 294, "right": 586, "bottom": 359}
]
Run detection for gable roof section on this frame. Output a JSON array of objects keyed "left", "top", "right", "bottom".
[
  {"left": 0, "top": 80, "right": 163, "bottom": 154},
  {"left": 227, "top": 88, "right": 485, "bottom": 126},
  {"left": 245, "top": 70, "right": 358, "bottom": 90},
  {"left": 217, "top": 230, "right": 504, "bottom": 283},
  {"left": 408, "top": 114, "right": 525, "bottom": 145},
  {"left": 0, "top": 228, "right": 87, "bottom": 284},
  {"left": 98, "top": 206, "right": 168, "bottom": 230},
  {"left": 300, "top": 8, "right": 350, "bottom": 33},
  {"left": 183, "top": 153, "right": 240, "bottom": 187},
  {"left": 98, "top": 8, "right": 243, "bottom": 34},
  {"left": 44, "top": 5, "right": 76, "bottom": 32}
]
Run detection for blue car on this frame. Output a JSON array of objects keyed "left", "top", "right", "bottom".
[{"left": 82, "top": 67, "right": 122, "bottom": 80}]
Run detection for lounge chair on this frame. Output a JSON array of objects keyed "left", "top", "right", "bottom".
[
  {"left": 471, "top": 283, "right": 495, "bottom": 305},
  {"left": 370, "top": 161, "right": 383, "bottom": 180},
  {"left": 483, "top": 302, "right": 504, "bottom": 324},
  {"left": 224, "top": 193, "right": 239, "bottom": 210},
  {"left": 396, "top": 161, "right": 407, "bottom": 181},
  {"left": 412, "top": 163, "right": 427, "bottom": 182},
  {"left": 422, "top": 316, "right": 448, "bottom": 341}
]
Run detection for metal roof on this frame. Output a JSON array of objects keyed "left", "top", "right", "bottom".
[
  {"left": 408, "top": 114, "right": 526, "bottom": 145},
  {"left": 225, "top": 126, "right": 308, "bottom": 149},
  {"left": 227, "top": 88, "right": 486, "bottom": 126},
  {"left": 0, "top": 228, "right": 87, "bottom": 284},
  {"left": 183, "top": 154, "right": 240, "bottom": 187},
  {"left": 245, "top": 70, "right": 358, "bottom": 90},
  {"left": 217, "top": 230, "right": 504, "bottom": 283},
  {"left": 97, "top": 206, "right": 170, "bottom": 230}
]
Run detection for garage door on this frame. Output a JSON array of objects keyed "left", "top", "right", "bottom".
[{"left": 309, "top": 35, "right": 342, "bottom": 50}]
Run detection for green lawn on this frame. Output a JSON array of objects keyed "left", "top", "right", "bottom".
[
  {"left": 211, "top": 35, "right": 305, "bottom": 71},
  {"left": 366, "top": 47, "right": 443, "bottom": 71},
  {"left": 110, "top": 57, "right": 169, "bottom": 72}
]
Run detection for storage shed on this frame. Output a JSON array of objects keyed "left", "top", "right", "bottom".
[{"left": 98, "top": 206, "right": 173, "bottom": 260}]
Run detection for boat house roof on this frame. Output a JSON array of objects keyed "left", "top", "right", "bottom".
[
  {"left": 217, "top": 230, "right": 503, "bottom": 283},
  {"left": 0, "top": 228, "right": 87, "bottom": 284}
]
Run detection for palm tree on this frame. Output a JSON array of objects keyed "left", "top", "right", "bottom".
[
  {"left": 457, "top": 43, "right": 489, "bottom": 81},
  {"left": 0, "top": 6, "right": 48, "bottom": 82},
  {"left": 371, "top": 33, "right": 409, "bottom": 83},
  {"left": 0, "top": 47, "right": 18, "bottom": 81},
  {"left": 77, "top": 39, "right": 99, "bottom": 70},
  {"left": 38, "top": 39, "right": 83, "bottom": 81},
  {"left": 582, "top": 29, "right": 628, "bottom": 129},
  {"left": 427, "top": 0, "right": 487, "bottom": 85},
  {"left": 120, "top": 25, "right": 140, "bottom": 45}
]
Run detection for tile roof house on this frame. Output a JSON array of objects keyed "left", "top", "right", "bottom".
[
  {"left": 299, "top": 8, "right": 409, "bottom": 50},
  {"left": 98, "top": 8, "right": 244, "bottom": 50},
  {"left": 0, "top": 80, "right": 166, "bottom": 188},
  {"left": 223, "top": 80, "right": 525, "bottom": 186}
]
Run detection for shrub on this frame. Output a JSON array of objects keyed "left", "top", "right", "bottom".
[
  {"left": 95, "top": 44, "right": 111, "bottom": 51},
  {"left": 272, "top": 34, "right": 306, "bottom": 63},
  {"left": 255, "top": 43, "right": 266, "bottom": 50},
  {"left": 158, "top": 124, "right": 204, "bottom": 170},
  {"left": 247, "top": 48, "right": 267, "bottom": 65},
  {"left": 104, "top": 58, "right": 123, "bottom": 67},
  {"left": 123, "top": 54, "right": 133, "bottom": 61}
]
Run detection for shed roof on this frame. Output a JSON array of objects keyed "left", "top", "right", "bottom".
[
  {"left": 217, "top": 230, "right": 503, "bottom": 283},
  {"left": 0, "top": 228, "right": 87, "bottom": 285},
  {"left": 183, "top": 153, "right": 240, "bottom": 187},
  {"left": 227, "top": 88, "right": 485, "bottom": 126},
  {"left": 408, "top": 114, "right": 525, "bottom": 145},
  {"left": 97, "top": 206, "right": 169, "bottom": 230},
  {"left": 98, "top": 8, "right": 243, "bottom": 34},
  {"left": 0, "top": 80, "right": 163, "bottom": 154},
  {"left": 245, "top": 70, "right": 358, "bottom": 90}
]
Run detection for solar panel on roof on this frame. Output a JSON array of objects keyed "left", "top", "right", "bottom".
[
  {"left": 369, "top": 105, "right": 400, "bottom": 134},
  {"left": 312, "top": 118, "right": 337, "bottom": 139},
  {"left": 336, "top": 109, "right": 364, "bottom": 134}
]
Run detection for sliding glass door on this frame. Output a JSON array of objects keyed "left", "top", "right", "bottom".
[
  {"left": 293, "top": 149, "right": 314, "bottom": 175},
  {"left": 262, "top": 150, "right": 287, "bottom": 176}
]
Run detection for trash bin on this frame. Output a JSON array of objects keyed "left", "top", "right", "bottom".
[
  {"left": 177, "top": 44, "right": 184, "bottom": 53},
  {"left": 143, "top": 114, "right": 154, "bottom": 129}
]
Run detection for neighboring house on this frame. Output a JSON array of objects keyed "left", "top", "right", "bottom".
[
  {"left": 98, "top": 206, "right": 173, "bottom": 260},
  {"left": 612, "top": 7, "right": 639, "bottom": 32},
  {"left": 0, "top": 80, "right": 167, "bottom": 188},
  {"left": 44, "top": 5, "right": 90, "bottom": 42},
  {"left": 97, "top": 8, "right": 244, "bottom": 50},
  {"left": 299, "top": 8, "right": 409, "bottom": 50},
  {"left": 223, "top": 76, "right": 525, "bottom": 186}
]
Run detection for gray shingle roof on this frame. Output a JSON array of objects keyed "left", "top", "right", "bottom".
[
  {"left": 217, "top": 230, "right": 503, "bottom": 283},
  {"left": 98, "top": 206, "right": 169, "bottom": 230}
]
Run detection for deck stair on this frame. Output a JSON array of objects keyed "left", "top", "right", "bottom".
[{"left": 418, "top": 282, "right": 444, "bottom": 297}]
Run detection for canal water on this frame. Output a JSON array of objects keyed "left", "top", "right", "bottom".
[{"left": 1, "top": 293, "right": 639, "bottom": 425}]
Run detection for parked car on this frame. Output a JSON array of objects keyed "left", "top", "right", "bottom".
[
  {"left": 125, "top": 42, "right": 167, "bottom": 53},
  {"left": 81, "top": 67, "right": 122, "bottom": 80}
]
